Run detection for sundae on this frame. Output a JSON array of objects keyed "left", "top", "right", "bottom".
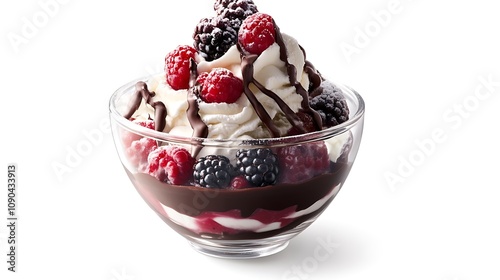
[{"left": 110, "top": 0, "right": 363, "bottom": 250}]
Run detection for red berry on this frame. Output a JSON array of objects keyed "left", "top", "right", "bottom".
[
  {"left": 147, "top": 146, "right": 195, "bottom": 185},
  {"left": 196, "top": 72, "right": 208, "bottom": 87},
  {"left": 286, "top": 111, "right": 317, "bottom": 136},
  {"left": 199, "top": 68, "right": 243, "bottom": 104},
  {"left": 135, "top": 120, "right": 155, "bottom": 130},
  {"left": 277, "top": 142, "right": 330, "bottom": 183},
  {"left": 238, "top": 13, "right": 276, "bottom": 55},
  {"left": 122, "top": 120, "right": 156, "bottom": 172},
  {"left": 165, "top": 45, "right": 198, "bottom": 90},
  {"left": 229, "top": 175, "right": 252, "bottom": 190},
  {"left": 196, "top": 211, "right": 240, "bottom": 235},
  {"left": 122, "top": 120, "right": 155, "bottom": 147},
  {"left": 126, "top": 138, "right": 158, "bottom": 173}
]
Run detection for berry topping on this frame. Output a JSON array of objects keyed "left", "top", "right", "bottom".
[
  {"left": 193, "top": 17, "right": 238, "bottom": 61},
  {"left": 287, "top": 111, "right": 317, "bottom": 136},
  {"left": 229, "top": 175, "right": 252, "bottom": 189},
  {"left": 193, "top": 155, "right": 236, "bottom": 189},
  {"left": 122, "top": 119, "right": 155, "bottom": 147},
  {"left": 199, "top": 68, "right": 243, "bottom": 104},
  {"left": 238, "top": 13, "right": 276, "bottom": 55},
  {"left": 277, "top": 142, "right": 330, "bottom": 183},
  {"left": 165, "top": 45, "right": 198, "bottom": 90},
  {"left": 147, "top": 146, "right": 195, "bottom": 185},
  {"left": 236, "top": 148, "right": 279, "bottom": 187},
  {"left": 214, "top": 0, "right": 259, "bottom": 31},
  {"left": 310, "top": 81, "right": 350, "bottom": 128},
  {"left": 195, "top": 72, "right": 208, "bottom": 86},
  {"left": 126, "top": 138, "right": 157, "bottom": 173}
]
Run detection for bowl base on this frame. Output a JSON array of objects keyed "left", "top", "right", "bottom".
[{"left": 189, "top": 239, "right": 289, "bottom": 259}]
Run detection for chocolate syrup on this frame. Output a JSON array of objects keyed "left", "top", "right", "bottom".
[
  {"left": 304, "top": 60, "right": 323, "bottom": 93},
  {"left": 236, "top": 21, "right": 324, "bottom": 137},
  {"left": 127, "top": 161, "right": 351, "bottom": 240},
  {"left": 240, "top": 53, "right": 282, "bottom": 137},
  {"left": 186, "top": 59, "right": 208, "bottom": 139},
  {"left": 123, "top": 21, "right": 325, "bottom": 138},
  {"left": 124, "top": 82, "right": 167, "bottom": 132},
  {"left": 273, "top": 21, "right": 323, "bottom": 131},
  {"left": 240, "top": 51, "right": 306, "bottom": 136}
]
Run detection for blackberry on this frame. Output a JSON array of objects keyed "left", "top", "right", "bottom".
[
  {"left": 310, "top": 81, "right": 350, "bottom": 128},
  {"left": 193, "top": 17, "right": 238, "bottom": 61},
  {"left": 214, "top": 0, "right": 259, "bottom": 30},
  {"left": 236, "top": 148, "right": 279, "bottom": 187},
  {"left": 193, "top": 155, "right": 235, "bottom": 189}
]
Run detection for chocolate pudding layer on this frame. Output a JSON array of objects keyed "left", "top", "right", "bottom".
[{"left": 125, "top": 161, "right": 351, "bottom": 240}]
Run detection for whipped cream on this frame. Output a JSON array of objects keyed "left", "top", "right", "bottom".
[
  {"left": 126, "top": 33, "right": 309, "bottom": 140},
  {"left": 325, "top": 131, "right": 352, "bottom": 162}
]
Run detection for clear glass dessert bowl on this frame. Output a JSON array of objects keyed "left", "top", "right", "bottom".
[{"left": 109, "top": 76, "right": 365, "bottom": 259}]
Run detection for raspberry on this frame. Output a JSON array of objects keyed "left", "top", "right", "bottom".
[
  {"left": 286, "top": 111, "right": 317, "bottom": 136},
  {"left": 229, "top": 175, "right": 251, "bottom": 190},
  {"left": 193, "top": 155, "right": 236, "bottom": 189},
  {"left": 196, "top": 72, "right": 208, "bottom": 86},
  {"left": 238, "top": 13, "right": 276, "bottom": 55},
  {"left": 214, "top": 0, "right": 259, "bottom": 30},
  {"left": 196, "top": 210, "right": 240, "bottom": 235},
  {"left": 122, "top": 119, "right": 155, "bottom": 147},
  {"left": 310, "top": 81, "right": 350, "bottom": 128},
  {"left": 236, "top": 148, "right": 279, "bottom": 187},
  {"left": 147, "top": 146, "right": 195, "bottom": 185},
  {"left": 165, "top": 45, "right": 198, "bottom": 90},
  {"left": 193, "top": 17, "right": 238, "bottom": 61},
  {"left": 277, "top": 142, "right": 330, "bottom": 183},
  {"left": 199, "top": 68, "right": 243, "bottom": 104},
  {"left": 126, "top": 138, "right": 157, "bottom": 173}
]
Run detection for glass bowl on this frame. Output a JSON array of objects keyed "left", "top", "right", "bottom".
[{"left": 109, "top": 76, "right": 365, "bottom": 259}]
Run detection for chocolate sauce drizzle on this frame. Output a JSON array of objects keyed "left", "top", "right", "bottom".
[
  {"left": 237, "top": 21, "right": 324, "bottom": 137},
  {"left": 273, "top": 21, "right": 323, "bottom": 131},
  {"left": 124, "top": 82, "right": 167, "bottom": 132},
  {"left": 124, "top": 20, "right": 325, "bottom": 139},
  {"left": 240, "top": 54, "right": 283, "bottom": 137},
  {"left": 186, "top": 58, "right": 209, "bottom": 139},
  {"left": 303, "top": 58, "right": 323, "bottom": 93}
]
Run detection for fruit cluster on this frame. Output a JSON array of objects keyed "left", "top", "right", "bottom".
[
  {"left": 122, "top": 120, "right": 332, "bottom": 189},
  {"left": 166, "top": 0, "right": 277, "bottom": 104},
  {"left": 164, "top": 0, "right": 349, "bottom": 127},
  {"left": 194, "top": 0, "right": 261, "bottom": 62},
  {"left": 123, "top": 0, "right": 353, "bottom": 189}
]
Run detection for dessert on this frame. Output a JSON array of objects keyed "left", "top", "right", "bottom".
[{"left": 111, "top": 0, "right": 363, "bottom": 247}]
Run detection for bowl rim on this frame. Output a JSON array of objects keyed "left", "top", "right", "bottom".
[{"left": 109, "top": 75, "right": 365, "bottom": 146}]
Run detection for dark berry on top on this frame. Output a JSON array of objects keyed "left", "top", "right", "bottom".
[
  {"left": 236, "top": 148, "right": 279, "bottom": 187},
  {"left": 194, "top": 155, "right": 235, "bottom": 189},
  {"left": 214, "top": 0, "right": 259, "bottom": 31},
  {"left": 309, "top": 81, "right": 350, "bottom": 128},
  {"left": 193, "top": 17, "right": 238, "bottom": 61}
]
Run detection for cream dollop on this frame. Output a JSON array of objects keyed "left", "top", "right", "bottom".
[{"left": 127, "top": 33, "right": 310, "bottom": 140}]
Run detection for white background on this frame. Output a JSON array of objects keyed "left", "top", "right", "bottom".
[{"left": 1, "top": 0, "right": 499, "bottom": 279}]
